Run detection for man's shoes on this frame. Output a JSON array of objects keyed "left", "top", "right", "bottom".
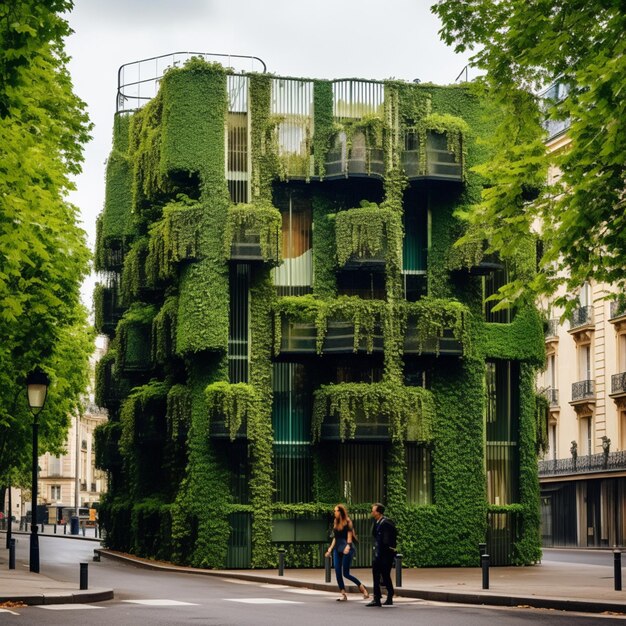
[
  {"left": 383, "top": 597, "right": 393, "bottom": 606},
  {"left": 365, "top": 599, "right": 382, "bottom": 607}
]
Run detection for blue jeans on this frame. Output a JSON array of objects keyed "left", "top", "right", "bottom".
[{"left": 333, "top": 548, "right": 361, "bottom": 590}]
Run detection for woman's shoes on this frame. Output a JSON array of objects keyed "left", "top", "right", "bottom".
[
  {"left": 336, "top": 592, "right": 348, "bottom": 601},
  {"left": 359, "top": 584, "right": 370, "bottom": 599}
]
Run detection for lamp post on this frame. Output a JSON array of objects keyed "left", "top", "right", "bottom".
[{"left": 25, "top": 368, "right": 50, "bottom": 573}]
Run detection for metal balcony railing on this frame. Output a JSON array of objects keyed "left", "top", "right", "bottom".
[
  {"left": 571, "top": 379, "right": 594, "bottom": 402},
  {"left": 546, "top": 388, "right": 559, "bottom": 407},
  {"left": 545, "top": 319, "right": 559, "bottom": 338},
  {"left": 610, "top": 300, "right": 626, "bottom": 320},
  {"left": 539, "top": 450, "right": 626, "bottom": 477},
  {"left": 570, "top": 306, "right": 593, "bottom": 329},
  {"left": 611, "top": 372, "right": 626, "bottom": 395}
]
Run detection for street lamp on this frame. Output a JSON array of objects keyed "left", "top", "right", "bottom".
[{"left": 25, "top": 367, "right": 50, "bottom": 574}]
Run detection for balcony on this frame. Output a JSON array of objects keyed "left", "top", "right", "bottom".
[
  {"left": 610, "top": 373, "right": 626, "bottom": 410},
  {"left": 546, "top": 388, "right": 559, "bottom": 407},
  {"left": 94, "top": 283, "right": 124, "bottom": 336},
  {"left": 278, "top": 317, "right": 384, "bottom": 356},
  {"left": 313, "top": 383, "right": 433, "bottom": 442},
  {"left": 539, "top": 450, "right": 626, "bottom": 478},
  {"left": 402, "top": 130, "right": 463, "bottom": 182},
  {"left": 545, "top": 319, "right": 559, "bottom": 342},
  {"left": 404, "top": 324, "right": 463, "bottom": 356},
  {"left": 610, "top": 300, "right": 626, "bottom": 323},
  {"left": 325, "top": 132, "right": 384, "bottom": 180},
  {"left": 570, "top": 379, "right": 595, "bottom": 414},
  {"left": 230, "top": 230, "right": 280, "bottom": 264},
  {"left": 572, "top": 379, "right": 594, "bottom": 402},
  {"left": 568, "top": 306, "right": 594, "bottom": 342},
  {"left": 226, "top": 205, "right": 282, "bottom": 265},
  {"left": 210, "top": 415, "right": 248, "bottom": 440}
]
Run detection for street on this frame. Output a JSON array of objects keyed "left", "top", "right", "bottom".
[{"left": 1, "top": 536, "right": 625, "bottom": 624}]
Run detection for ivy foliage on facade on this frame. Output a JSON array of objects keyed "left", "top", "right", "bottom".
[{"left": 95, "top": 57, "right": 545, "bottom": 570}]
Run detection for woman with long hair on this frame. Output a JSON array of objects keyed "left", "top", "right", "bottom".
[{"left": 325, "top": 504, "right": 369, "bottom": 601}]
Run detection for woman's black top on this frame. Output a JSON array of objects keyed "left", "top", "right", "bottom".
[{"left": 333, "top": 523, "right": 354, "bottom": 552}]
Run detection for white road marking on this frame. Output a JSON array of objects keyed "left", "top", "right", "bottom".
[
  {"left": 37, "top": 604, "right": 103, "bottom": 610},
  {"left": 283, "top": 588, "right": 338, "bottom": 596},
  {"left": 0, "top": 609, "right": 20, "bottom": 615},
  {"left": 122, "top": 599, "right": 198, "bottom": 606},
  {"left": 220, "top": 578, "right": 260, "bottom": 585},
  {"left": 225, "top": 598, "right": 303, "bottom": 604},
  {"left": 260, "top": 583, "right": 290, "bottom": 588}
]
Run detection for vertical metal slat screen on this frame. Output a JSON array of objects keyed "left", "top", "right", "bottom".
[
  {"left": 227, "top": 75, "right": 249, "bottom": 204},
  {"left": 228, "top": 264, "right": 249, "bottom": 384},
  {"left": 271, "top": 78, "right": 314, "bottom": 179},
  {"left": 337, "top": 443, "right": 385, "bottom": 505},
  {"left": 406, "top": 444, "right": 432, "bottom": 505}
]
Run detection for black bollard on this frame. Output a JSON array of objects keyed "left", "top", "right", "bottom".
[
  {"left": 481, "top": 553, "right": 490, "bottom": 590},
  {"left": 325, "top": 554, "right": 331, "bottom": 583},
  {"left": 615, "top": 549, "right": 622, "bottom": 591},
  {"left": 82, "top": 523, "right": 86, "bottom": 537},
  {"left": 9, "top": 539, "right": 16, "bottom": 570},
  {"left": 395, "top": 553, "right": 403, "bottom": 588},
  {"left": 41, "top": 522, "right": 44, "bottom": 533},
  {"left": 64, "top": 523, "right": 67, "bottom": 535},
  {"left": 278, "top": 548, "right": 285, "bottom": 576},
  {"left": 80, "top": 562, "right": 88, "bottom": 590},
  {"left": 479, "top": 542, "right": 487, "bottom": 558},
  {"left": 54, "top": 524, "right": 57, "bottom": 534}
]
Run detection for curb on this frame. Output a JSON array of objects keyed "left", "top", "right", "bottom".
[
  {"left": 97, "top": 549, "right": 626, "bottom": 615},
  {"left": 0, "top": 589, "right": 114, "bottom": 606}
]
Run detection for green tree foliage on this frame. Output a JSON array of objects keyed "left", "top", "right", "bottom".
[
  {"left": 433, "top": 0, "right": 626, "bottom": 310},
  {"left": 0, "top": 1, "right": 92, "bottom": 485}
]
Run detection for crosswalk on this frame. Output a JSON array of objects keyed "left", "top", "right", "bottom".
[{"left": 19, "top": 579, "right": 426, "bottom": 613}]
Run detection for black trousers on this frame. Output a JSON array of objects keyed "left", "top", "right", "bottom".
[{"left": 372, "top": 557, "right": 394, "bottom": 600}]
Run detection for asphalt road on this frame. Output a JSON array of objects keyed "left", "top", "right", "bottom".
[{"left": 2, "top": 536, "right": 625, "bottom": 625}]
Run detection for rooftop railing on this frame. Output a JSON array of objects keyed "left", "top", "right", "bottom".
[{"left": 117, "top": 52, "right": 267, "bottom": 112}]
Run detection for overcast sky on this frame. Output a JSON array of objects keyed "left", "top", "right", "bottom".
[{"left": 64, "top": 0, "right": 469, "bottom": 308}]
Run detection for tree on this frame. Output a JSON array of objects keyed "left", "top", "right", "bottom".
[
  {"left": 0, "top": 1, "right": 92, "bottom": 486},
  {"left": 432, "top": 0, "right": 626, "bottom": 310}
]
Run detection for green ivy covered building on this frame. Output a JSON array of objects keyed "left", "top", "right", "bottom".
[{"left": 94, "top": 54, "right": 545, "bottom": 569}]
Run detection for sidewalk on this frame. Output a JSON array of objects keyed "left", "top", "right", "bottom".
[
  {"left": 0, "top": 534, "right": 113, "bottom": 606},
  {"left": 96, "top": 548, "right": 626, "bottom": 615}
]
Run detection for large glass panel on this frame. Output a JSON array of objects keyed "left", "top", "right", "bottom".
[{"left": 228, "top": 264, "right": 249, "bottom": 383}]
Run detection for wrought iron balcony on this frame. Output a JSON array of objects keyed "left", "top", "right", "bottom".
[
  {"left": 546, "top": 388, "right": 559, "bottom": 407},
  {"left": 545, "top": 319, "right": 559, "bottom": 339},
  {"left": 570, "top": 306, "right": 593, "bottom": 329},
  {"left": 610, "top": 300, "right": 626, "bottom": 321},
  {"left": 571, "top": 379, "right": 594, "bottom": 402},
  {"left": 611, "top": 372, "right": 626, "bottom": 396},
  {"left": 539, "top": 450, "right": 626, "bottom": 477}
]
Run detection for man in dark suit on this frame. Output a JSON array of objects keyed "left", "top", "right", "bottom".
[{"left": 365, "top": 502, "right": 396, "bottom": 607}]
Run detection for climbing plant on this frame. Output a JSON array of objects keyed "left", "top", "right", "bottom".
[
  {"left": 205, "top": 381, "right": 257, "bottom": 441},
  {"left": 223, "top": 203, "right": 282, "bottom": 263},
  {"left": 334, "top": 203, "right": 402, "bottom": 269},
  {"left": 312, "top": 382, "right": 434, "bottom": 442}
]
